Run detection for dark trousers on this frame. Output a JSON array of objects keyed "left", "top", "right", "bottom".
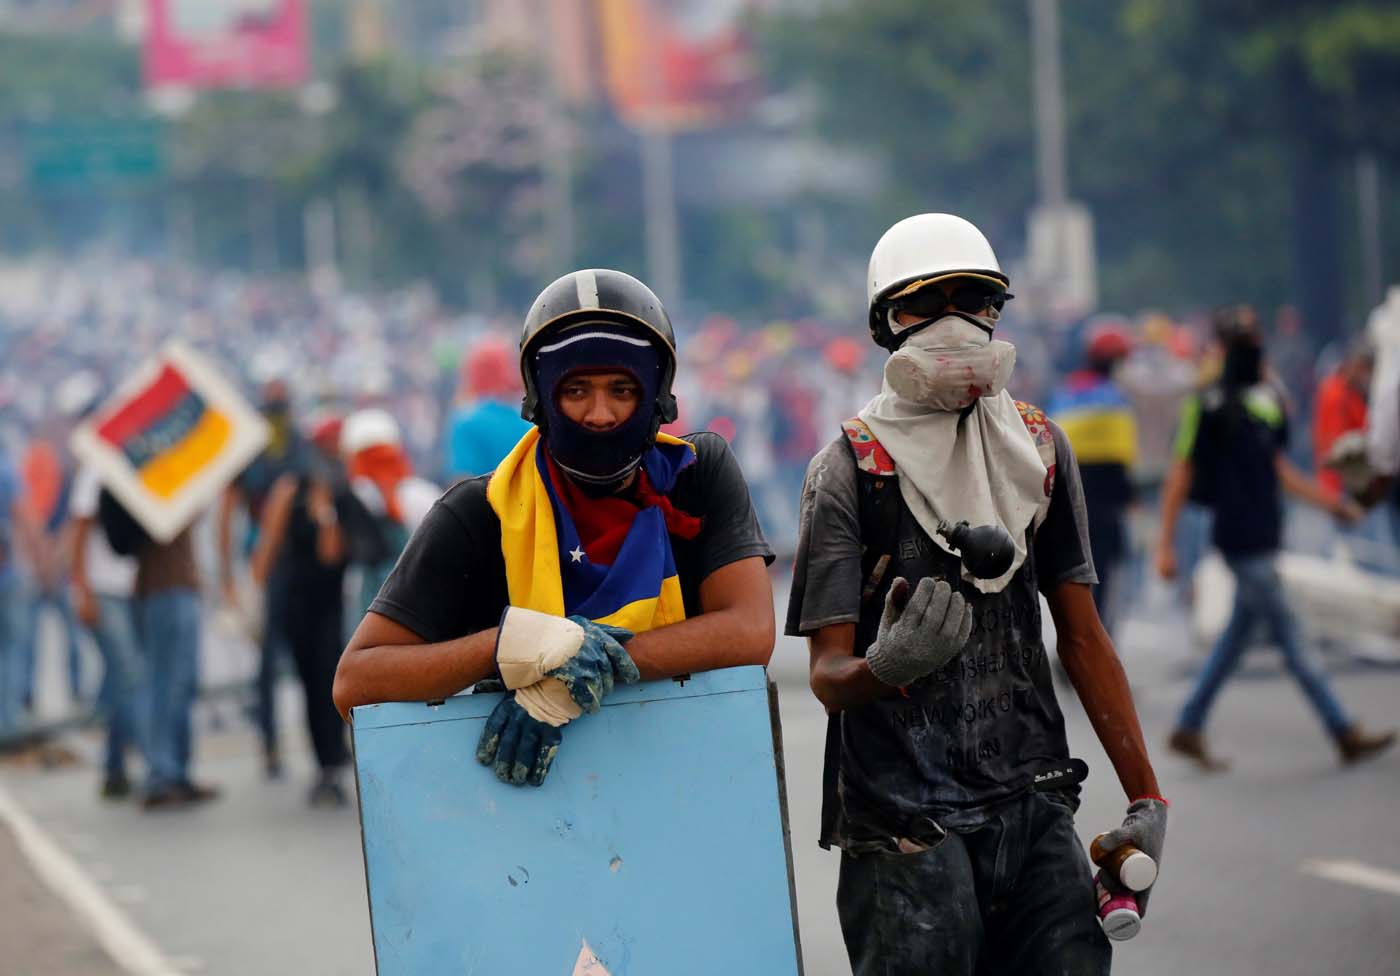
[
  {"left": 836, "top": 793, "right": 1110, "bottom": 976},
  {"left": 279, "top": 601, "right": 347, "bottom": 772}
]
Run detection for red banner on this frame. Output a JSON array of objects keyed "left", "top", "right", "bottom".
[
  {"left": 597, "top": 0, "right": 757, "bottom": 129},
  {"left": 144, "top": 0, "right": 308, "bottom": 90}
]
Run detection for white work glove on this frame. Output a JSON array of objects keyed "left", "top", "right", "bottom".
[{"left": 495, "top": 607, "right": 638, "bottom": 726}]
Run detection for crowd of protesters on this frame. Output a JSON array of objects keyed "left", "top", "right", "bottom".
[{"left": 0, "top": 256, "right": 1394, "bottom": 807}]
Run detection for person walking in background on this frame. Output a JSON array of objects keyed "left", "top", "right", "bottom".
[
  {"left": 218, "top": 378, "right": 307, "bottom": 779},
  {"left": 1312, "top": 335, "right": 1390, "bottom": 566},
  {"left": 442, "top": 336, "right": 530, "bottom": 482},
  {"left": 63, "top": 372, "right": 143, "bottom": 800},
  {"left": 68, "top": 460, "right": 142, "bottom": 800},
  {"left": 1156, "top": 308, "right": 1395, "bottom": 770},
  {"left": 1048, "top": 324, "right": 1139, "bottom": 633},
  {"left": 341, "top": 408, "right": 441, "bottom": 618},
  {"left": 18, "top": 416, "right": 84, "bottom": 709},
  {"left": 135, "top": 523, "right": 218, "bottom": 810},
  {"left": 251, "top": 418, "right": 354, "bottom": 807},
  {"left": 0, "top": 437, "right": 36, "bottom": 734}
]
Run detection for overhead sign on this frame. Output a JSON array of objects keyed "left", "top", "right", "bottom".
[
  {"left": 144, "top": 0, "right": 308, "bottom": 91},
  {"left": 352, "top": 666, "right": 803, "bottom": 975},
  {"left": 70, "top": 342, "right": 269, "bottom": 543},
  {"left": 21, "top": 119, "right": 164, "bottom": 188}
]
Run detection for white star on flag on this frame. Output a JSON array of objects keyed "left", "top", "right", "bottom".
[{"left": 570, "top": 546, "right": 586, "bottom": 563}]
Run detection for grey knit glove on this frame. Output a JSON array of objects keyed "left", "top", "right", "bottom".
[
  {"left": 1097, "top": 798, "right": 1168, "bottom": 914},
  {"left": 865, "top": 577, "right": 973, "bottom": 687}
]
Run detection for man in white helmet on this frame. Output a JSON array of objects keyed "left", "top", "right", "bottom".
[{"left": 786, "top": 215, "right": 1165, "bottom": 974}]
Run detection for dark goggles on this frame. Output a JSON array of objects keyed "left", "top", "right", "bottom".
[{"left": 894, "top": 282, "right": 1012, "bottom": 318}]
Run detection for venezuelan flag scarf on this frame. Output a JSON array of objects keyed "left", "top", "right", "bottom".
[{"left": 487, "top": 428, "right": 697, "bottom": 633}]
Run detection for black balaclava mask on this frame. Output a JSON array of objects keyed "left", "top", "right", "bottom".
[{"left": 532, "top": 322, "right": 662, "bottom": 495}]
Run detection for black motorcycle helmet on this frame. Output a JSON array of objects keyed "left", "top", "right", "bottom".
[{"left": 518, "top": 269, "right": 679, "bottom": 438}]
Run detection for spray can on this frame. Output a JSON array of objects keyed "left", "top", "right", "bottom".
[
  {"left": 1094, "top": 871, "right": 1141, "bottom": 941},
  {"left": 1090, "top": 833, "right": 1158, "bottom": 892}
]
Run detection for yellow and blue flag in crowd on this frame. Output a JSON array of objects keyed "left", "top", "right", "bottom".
[
  {"left": 487, "top": 428, "right": 695, "bottom": 633},
  {"left": 1047, "top": 374, "right": 1139, "bottom": 467}
]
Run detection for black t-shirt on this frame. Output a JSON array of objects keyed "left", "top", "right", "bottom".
[
  {"left": 1180, "top": 383, "right": 1288, "bottom": 556},
  {"left": 785, "top": 421, "right": 1097, "bottom": 845},
  {"left": 369, "top": 432, "right": 775, "bottom": 642}
]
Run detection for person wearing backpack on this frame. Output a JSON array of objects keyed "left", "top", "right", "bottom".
[
  {"left": 785, "top": 215, "right": 1165, "bottom": 975},
  {"left": 69, "top": 462, "right": 142, "bottom": 799}
]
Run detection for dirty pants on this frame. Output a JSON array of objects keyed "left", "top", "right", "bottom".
[{"left": 836, "top": 792, "right": 1110, "bottom": 976}]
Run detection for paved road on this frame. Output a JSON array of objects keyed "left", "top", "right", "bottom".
[{"left": 3, "top": 573, "right": 1400, "bottom": 975}]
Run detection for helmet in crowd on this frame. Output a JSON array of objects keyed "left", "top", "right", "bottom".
[
  {"left": 518, "top": 269, "right": 680, "bottom": 489},
  {"left": 1085, "top": 321, "right": 1133, "bottom": 370},
  {"left": 460, "top": 336, "right": 520, "bottom": 401},
  {"left": 867, "top": 214, "right": 1011, "bottom": 351},
  {"left": 53, "top": 370, "right": 103, "bottom": 420},
  {"left": 519, "top": 269, "right": 678, "bottom": 426},
  {"left": 304, "top": 409, "right": 345, "bottom": 457},
  {"left": 341, "top": 407, "right": 401, "bottom": 457}
]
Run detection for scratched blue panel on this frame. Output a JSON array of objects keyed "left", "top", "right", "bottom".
[{"left": 352, "top": 666, "right": 802, "bottom": 976}]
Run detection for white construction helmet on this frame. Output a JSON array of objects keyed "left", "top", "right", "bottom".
[
  {"left": 867, "top": 213, "right": 1010, "bottom": 350},
  {"left": 340, "top": 407, "right": 401, "bottom": 456}
]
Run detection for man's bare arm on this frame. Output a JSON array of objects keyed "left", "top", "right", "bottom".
[
  {"left": 1275, "top": 452, "right": 1360, "bottom": 520},
  {"left": 1154, "top": 456, "right": 1193, "bottom": 579},
  {"left": 332, "top": 556, "right": 775, "bottom": 720},
  {"left": 1045, "top": 580, "right": 1161, "bottom": 801},
  {"left": 217, "top": 483, "right": 243, "bottom": 605},
  {"left": 807, "top": 622, "right": 892, "bottom": 714},
  {"left": 623, "top": 556, "right": 775, "bottom": 680},
  {"left": 333, "top": 613, "right": 500, "bottom": 721}
]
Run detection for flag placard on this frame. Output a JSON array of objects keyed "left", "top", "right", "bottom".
[{"left": 70, "top": 341, "right": 269, "bottom": 543}]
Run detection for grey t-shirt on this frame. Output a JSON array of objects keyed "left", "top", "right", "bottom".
[{"left": 785, "top": 420, "right": 1096, "bottom": 843}]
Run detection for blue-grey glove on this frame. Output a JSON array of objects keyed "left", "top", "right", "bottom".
[
  {"left": 475, "top": 695, "right": 564, "bottom": 787},
  {"left": 495, "top": 607, "right": 638, "bottom": 724},
  {"left": 551, "top": 616, "right": 638, "bottom": 713},
  {"left": 1097, "top": 798, "right": 1168, "bottom": 913}
]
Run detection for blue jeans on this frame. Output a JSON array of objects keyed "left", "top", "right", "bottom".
[
  {"left": 0, "top": 574, "right": 17, "bottom": 733},
  {"left": 136, "top": 588, "right": 200, "bottom": 792},
  {"left": 20, "top": 583, "right": 84, "bottom": 703},
  {"left": 836, "top": 792, "right": 1109, "bottom": 975},
  {"left": 90, "top": 595, "right": 143, "bottom": 778},
  {"left": 1177, "top": 552, "right": 1351, "bottom": 736}
]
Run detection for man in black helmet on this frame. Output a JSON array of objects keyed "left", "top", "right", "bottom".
[{"left": 334, "top": 270, "right": 776, "bottom": 785}]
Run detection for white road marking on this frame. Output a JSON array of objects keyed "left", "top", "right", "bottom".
[
  {"left": 1301, "top": 859, "right": 1400, "bottom": 897},
  {"left": 0, "top": 781, "right": 181, "bottom": 976}
]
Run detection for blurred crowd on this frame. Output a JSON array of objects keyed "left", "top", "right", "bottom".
[{"left": 0, "top": 256, "right": 1394, "bottom": 804}]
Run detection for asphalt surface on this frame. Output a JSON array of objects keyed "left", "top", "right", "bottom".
[{"left": 3, "top": 571, "right": 1400, "bottom": 975}]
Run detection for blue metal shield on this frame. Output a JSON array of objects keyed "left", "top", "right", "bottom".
[{"left": 352, "top": 666, "right": 803, "bottom": 975}]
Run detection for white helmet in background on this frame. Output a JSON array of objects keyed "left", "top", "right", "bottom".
[
  {"left": 340, "top": 408, "right": 401, "bottom": 456},
  {"left": 53, "top": 370, "right": 103, "bottom": 420},
  {"left": 867, "top": 213, "right": 1011, "bottom": 350}
]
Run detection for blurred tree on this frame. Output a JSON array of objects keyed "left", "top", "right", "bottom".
[{"left": 758, "top": 0, "right": 1400, "bottom": 334}]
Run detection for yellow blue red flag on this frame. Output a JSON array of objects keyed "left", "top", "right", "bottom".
[{"left": 487, "top": 428, "right": 695, "bottom": 633}]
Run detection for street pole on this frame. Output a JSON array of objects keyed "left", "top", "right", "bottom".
[
  {"left": 640, "top": 125, "right": 681, "bottom": 309},
  {"left": 543, "top": 14, "right": 575, "bottom": 277},
  {"left": 1358, "top": 152, "right": 1384, "bottom": 308},
  {"left": 1030, "top": 0, "right": 1067, "bottom": 208}
]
